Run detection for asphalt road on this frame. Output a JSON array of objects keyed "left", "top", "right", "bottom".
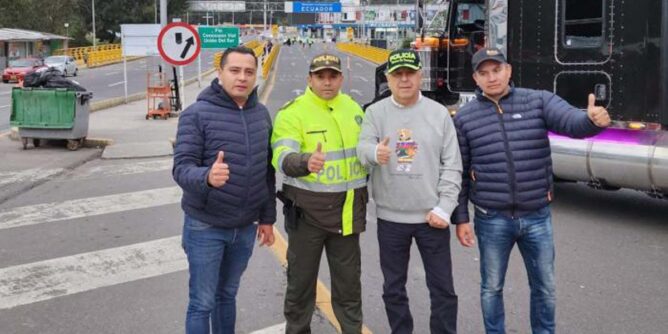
[
  {"left": 264, "top": 43, "right": 668, "bottom": 334},
  {"left": 0, "top": 35, "right": 258, "bottom": 132},
  {"left": 0, "top": 43, "right": 667, "bottom": 334}
]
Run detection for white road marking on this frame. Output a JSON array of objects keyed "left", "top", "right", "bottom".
[
  {"left": 62, "top": 158, "right": 173, "bottom": 180},
  {"left": 0, "top": 186, "right": 182, "bottom": 231},
  {"left": 0, "top": 104, "right": 10, "bottom": 109},
  {"left": 355, "top": 63, "right": 363, "bottom": 68},
  {"left": 355, "top": 75, "right": 369, "bottom": 82},
  {"left": 292, "top": 89, "right": 303, "bottom": 96},
  {"left": 0, "top": 168, "right": 65, "bottom": 187},
  {"left": 350, "top": 89, "right": 363, "bottom": 96},
  {"left": 0, "top": 236, "right": 186, "bottom": 310},
  {"left": 104, "top": 71, "right": 120, "bottom": 76},
  {"left": 249, "top": 323, "right": 286, "bottom": 334},
  {"left": 108, "top": 81, "right": 125, "bottom": 87}
]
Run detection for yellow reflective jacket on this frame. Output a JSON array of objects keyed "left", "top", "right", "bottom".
[{"left": 272, "top": 87, "right": 367, "bottom": 235}]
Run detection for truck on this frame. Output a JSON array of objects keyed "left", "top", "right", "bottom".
[{"left": 373, "top": 0, "right": 668, "bottom": 199}]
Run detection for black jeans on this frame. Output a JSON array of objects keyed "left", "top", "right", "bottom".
[
  {"left": 284, "top": 220, "right": 362, "bottom": 334},
  {"left": 377, "top": 219, "right": 458, "bottom": 334}
]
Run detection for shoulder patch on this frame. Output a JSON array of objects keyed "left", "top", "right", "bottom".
[{"left": 278, "top": 99, "right": 296, "bottom": 111}]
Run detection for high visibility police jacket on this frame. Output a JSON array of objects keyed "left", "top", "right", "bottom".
[{"left": 272, "top": 87, "right": 368, "bottom": 235}]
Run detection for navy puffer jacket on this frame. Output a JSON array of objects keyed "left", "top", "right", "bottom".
[
  {"left": 173, "top": 78, "right": 276, "bottom": 227},
  {"left": 452, "top": 87, "right": 603, "bottom": 223}
]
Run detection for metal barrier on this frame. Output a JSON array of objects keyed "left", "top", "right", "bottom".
[
  {"left": 212, "top": 40, "right": 265, "bottom": 70},
  {"left": 86, "top": 48, "right": 123, "bottom": 68},
  {"left": 54, "top": 44, "right": 121, "bottom": 64},
  {"left": 262, "top": 44, "right": 280, "bottom": 79},
  {"left": 336, "top": 42, "right": 391, "bottom": 64}
]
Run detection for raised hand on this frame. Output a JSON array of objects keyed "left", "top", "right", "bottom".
[
  {"left": 587, "top": 93, "right": 611, "bottom": 127},
  {"left": 208, "top": 151, "right": 230, "bottom": 188},
  {"left": 376, "top": 137, "right": 391, "bottom": 165},
  {"left": 308, "top": 142, "right": 326, "bottom": 173}
]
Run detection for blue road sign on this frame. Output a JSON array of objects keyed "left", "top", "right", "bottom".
[{"left": 293, "top": 2, "right": 342, "bottom": 13}]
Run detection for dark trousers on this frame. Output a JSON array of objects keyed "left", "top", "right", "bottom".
[
  {"left": 284, "top": 220, "right": 363, "bottom": 334},
  {"left": 377, "top": 219, "right": 458, "bottom": 334}
]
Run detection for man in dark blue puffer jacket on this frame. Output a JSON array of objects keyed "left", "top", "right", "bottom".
[
  {"left": 173, "top": 46, "right": 276, "bottom": 334},
  {"left": 452, "top": 48, "right": 611, "bottom": 334}
]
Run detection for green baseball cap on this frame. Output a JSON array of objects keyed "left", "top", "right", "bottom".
[
  {"left": 386, "top": 49, "right": 421, "bottom": 74},
  {"left": 309, "top": 53, "right": 342, "bottom": 73}
]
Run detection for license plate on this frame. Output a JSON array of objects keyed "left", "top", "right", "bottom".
[{"left": 10, "top": 75, "right": 16, "bottom": 81}]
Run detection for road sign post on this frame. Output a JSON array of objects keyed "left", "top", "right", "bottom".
[{"left": 157, "top": 22, "right": 201, "bottom": 111}]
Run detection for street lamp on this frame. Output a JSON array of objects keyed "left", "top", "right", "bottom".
[
  {"left": 64, "top": 23, "right": 69, "bottom": 50},
  {"left": 92, "top": 0, "right": 97, "bottom": 47}
]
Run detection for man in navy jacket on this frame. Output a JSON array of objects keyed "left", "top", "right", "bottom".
[
  {"left": 173, "top": 46, "right": 276, "bottom": 334},
  {"left": 452, "top": 48, "right": 610, "bottom": 334}
]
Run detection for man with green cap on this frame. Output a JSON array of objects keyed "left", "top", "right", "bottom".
[
  {"left": 357, "top": 49, "right": 462, "bottom": 333},
  {"left": 272, "top": 53, "right": 367, "bottom": 333}
]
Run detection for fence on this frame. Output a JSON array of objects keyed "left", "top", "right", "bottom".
[{"left": 336, "top": 42, "right": 390, "bottom": 64}]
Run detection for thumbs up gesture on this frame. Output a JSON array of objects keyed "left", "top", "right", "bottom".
[
  {"left": 587, "top": 93, "right": 611, "bottom": 127},
  {"left": 308, "top": 142, "right": 326, "bottom": 173},
  {"left": 208, "top": 151, "right": 230, "bottom": 188},
  {"left": 376, "top": 137, "right": 391, "bottom": 165}
]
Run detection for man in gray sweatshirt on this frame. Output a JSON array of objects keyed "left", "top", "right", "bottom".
[{"left": 357, "top": 49, "right": 463, "bottom": 334}]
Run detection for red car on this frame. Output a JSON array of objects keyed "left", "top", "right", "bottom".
[{"left": 2, "top": 58, "right": 47, "bottom": 83}]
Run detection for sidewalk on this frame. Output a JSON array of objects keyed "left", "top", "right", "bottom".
[{"left": 0, "top": 70, "right": 266, "bottom": 203}]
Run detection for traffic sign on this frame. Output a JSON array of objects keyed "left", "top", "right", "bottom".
[
  {"left": 157, "top": 22, "right": 202, "bottom": 66},
  {"left": 198, "top": 26, "right": 239, "bottom": 49},
  {"left": 284, "top": 2, "right": 342, "bottom": 13}
]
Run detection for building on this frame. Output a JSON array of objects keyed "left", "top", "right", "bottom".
[{"left": 0, "top": 28, "right": 70, "bottom": 70}]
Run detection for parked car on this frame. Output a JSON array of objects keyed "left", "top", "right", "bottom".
[
  {"left": 44, "top": 55, "right": 78, "bottom": 77},
  {"left": 2, "top": 58, "right": 47, "bottom": 83}
]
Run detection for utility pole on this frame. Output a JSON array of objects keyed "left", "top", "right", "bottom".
[
  {"left": 263, "top": 0, "right": 267, "bottom": 34},
  {"left": 92, "top": 0, "right": 96, "bottom": 47}
]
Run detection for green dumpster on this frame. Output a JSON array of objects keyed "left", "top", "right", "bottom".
[{"left": 10, "top": 87, "right": 92, "bottom": 150}]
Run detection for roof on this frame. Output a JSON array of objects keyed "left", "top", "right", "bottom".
[{"left": 0, "top": 28, "right": 69, "bottom": 41}]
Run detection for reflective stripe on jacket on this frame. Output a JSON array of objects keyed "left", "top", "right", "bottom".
[{"left": 271, "top": 87, "right": 367, "bottom": 235}]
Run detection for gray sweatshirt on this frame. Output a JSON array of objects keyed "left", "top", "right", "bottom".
[{"left": 357, "top": 95, "right": 462, "bottom": 224}]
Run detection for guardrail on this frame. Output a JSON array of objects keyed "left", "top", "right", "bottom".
[
  {"left": 262, "top": 44, "right": 280, "bottom": 79},
  {"left": 336, "top": 42, "right": 390, "bottom": 64},
  {"left": 86, "top": 48, "right": 123, "bottom": 68},
  {"left": 212, "top": 40, "right": 266, "bottom": 70},
  {"left": 54, "top": 44, "right": 121, "bottom": 63}
]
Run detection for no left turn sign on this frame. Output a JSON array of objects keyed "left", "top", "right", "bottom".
[{"left": 157, "top": 22, "right": 201, "bottom": 66}]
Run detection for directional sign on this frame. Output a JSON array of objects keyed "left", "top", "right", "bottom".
[
  {"left": 198, "top": 26, "right": 239, "bottom": 49},
  {"left": 284, "top": 2, "right": 342, "bottom": 13},
  {"left": 157, "top": 22, "right": 202, "bottom": 66}
]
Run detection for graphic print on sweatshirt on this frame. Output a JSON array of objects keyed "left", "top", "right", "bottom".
[{"left": 395, "top": 128, "right": 418, "bottom": 172}]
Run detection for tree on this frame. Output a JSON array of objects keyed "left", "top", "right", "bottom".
[{"left": 77, "top": 0, "right": 189, "bottom": 44}]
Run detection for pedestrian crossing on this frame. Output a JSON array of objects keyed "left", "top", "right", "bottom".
[
  {"left": 0, "top": 186, "right": 181, "bottom": 230},
  {"left": 0, "top": 157, "right": 287, "bottom": 333},
  {"left": 0, "top": 236, "right": 186, "bottom": 310}
]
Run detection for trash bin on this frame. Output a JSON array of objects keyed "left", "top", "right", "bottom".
[{"left": 9, "top": 87, "right": 93, "bottom": 151}]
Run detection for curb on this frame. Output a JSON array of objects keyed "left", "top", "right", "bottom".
[
  {"left": 89, "top": 67, "right": 218, "bottom": 113},
  {"left": 0, "top": 149, "right": 102, "bottom": 205}
]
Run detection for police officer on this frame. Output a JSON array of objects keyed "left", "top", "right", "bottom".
[{"left": 272, "top": 53, "right": 367, "bottom": 334}]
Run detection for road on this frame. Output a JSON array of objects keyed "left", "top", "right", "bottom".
[
  {"left": 0, "top": 43, "right": 667, "bottom": 333},
  {"left": 0, "top": 35, "right": 258, "bottom": 132}
]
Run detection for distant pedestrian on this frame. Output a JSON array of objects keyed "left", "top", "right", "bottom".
[{"left": 173, "top": 46, "right": 276, "bottom": 334}]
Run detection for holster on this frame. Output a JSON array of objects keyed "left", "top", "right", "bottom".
[{"left": 277, "top": 191, "right": 301, "bottom": 231}]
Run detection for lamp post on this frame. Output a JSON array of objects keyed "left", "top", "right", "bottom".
[
  {"left": 92, "top": 0, "right": 97, "bottom": 47},
  {"left": 64, "top": 23, "right": 69, "bottom": 50}
]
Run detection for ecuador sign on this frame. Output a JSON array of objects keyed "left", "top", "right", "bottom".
[
  {"left": 284, "top": 2, "right": 342, "bottom": 13},
  {"left": 198, "top": 26, "right": 240, "bottom": 49}
]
